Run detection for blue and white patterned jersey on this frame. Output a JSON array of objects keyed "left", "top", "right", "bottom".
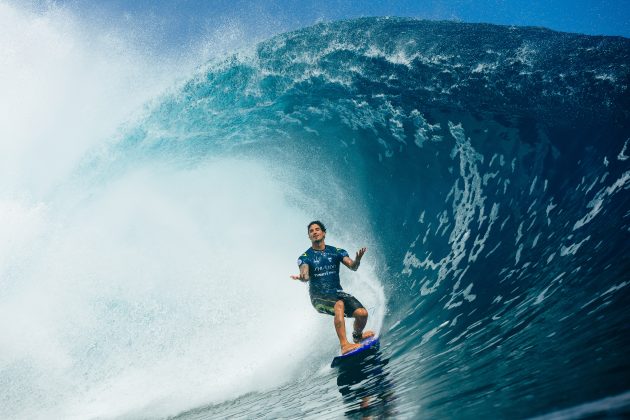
[{"left": 297, "top": 245, "right": 349, "bottom": 295}]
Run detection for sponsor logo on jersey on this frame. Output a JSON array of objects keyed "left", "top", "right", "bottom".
[{"left": 314, "top": 264, "right": 336, "bottom": 272}]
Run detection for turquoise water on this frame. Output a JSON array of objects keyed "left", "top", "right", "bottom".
[{"left": 2, "top": 17, "right": 629, "bottom": 419}]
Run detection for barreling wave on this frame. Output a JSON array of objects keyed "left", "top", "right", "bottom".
[{"left": 3, "top": 17, "right": 630, "bottom": 419}]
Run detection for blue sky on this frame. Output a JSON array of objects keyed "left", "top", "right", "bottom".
[
  {"left": 51, "top": 0, "right": 629, "bottom": 36},
  {"left": 16, "top": 0, "right": 630, "bottom": 55}
]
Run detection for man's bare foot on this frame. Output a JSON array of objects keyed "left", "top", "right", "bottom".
[
  {"left": 352, "top": 330, "right": 375, "bottom": 343},
  {"left": 341, "top": 342, "right": 362, "bottom": 354}
]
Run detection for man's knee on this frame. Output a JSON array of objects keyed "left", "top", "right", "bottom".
[
  {"left": 334, "top": 300, "right": 345, "bottom": 312},
  {"left": 353, "top": 307, "right": 368, "bottom": 318}
]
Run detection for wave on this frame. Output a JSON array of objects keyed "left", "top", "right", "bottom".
[{"left": 2, "top": 14, "right": 629, "bottom": 419}]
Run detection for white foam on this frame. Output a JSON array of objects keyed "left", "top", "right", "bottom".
[
  {"left": 468, "top": 203, "right": 499, "bottom": 263},
  {"left": 618, "top": 138, "right": 629, "bottom": 161},
  {"left": 2, "top": 159, "right": 344, "bottom": 419},
  {"left": 404, "top": 122, "right": 489, "bottom": 301},
  {"left": 532, "top": 232, "right": 542, "bottom": 248},
  {"left": 533, "top": 273, "right": 564, "bottom": 305},
  {"left": 515, "top": 244, "right": 524, "bottom": 265},
  {"left": 573, "top": 170, "right": 630, "bottom": 230},
  {"left": 560, "top": 235, "right": 591, "bottom": 256},
  {"left": 515, "top": 221, "right": 524, "bottom": 244},
  {"left": 0, "top": 5, "right": 385, "bottom": 418},
  {"left": 471, "top": 62, "right": 498, "bottom": 73},
  {"left": 444, "top": 277, "right": 477, "bottom": 309},
  {"left": 0, "top": 2, "right": 193, "bottom": 199},
  {"left": 594, "top": 73, "right": 616, "bottom": 82},
  {"left": 546, "top": 200, "right": 557, "bottom": 226},
  {"left": 529, "top": 390, "right": 630, "bottom": 420},
  {"left": 529, "top": 176, "right": 538, "bottom": 195}
]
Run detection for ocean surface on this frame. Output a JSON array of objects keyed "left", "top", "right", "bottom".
[{"left": 2, "top": 16, "right": 630, "bottom": 419}]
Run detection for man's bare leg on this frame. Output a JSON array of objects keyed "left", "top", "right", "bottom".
[
  {"left": 352, "top": 308, "right": 375, "bottom": 343},
  {"left": 334, "top": 300, "right": 361, "bottom": 354}
]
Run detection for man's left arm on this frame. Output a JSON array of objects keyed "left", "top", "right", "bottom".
[{"left": 342, "top": 247, "right": 367, "bottom": 271}]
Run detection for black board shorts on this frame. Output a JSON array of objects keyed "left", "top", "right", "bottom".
[{"left": 310, "top": 291, "right": 365, "bottom": 317}]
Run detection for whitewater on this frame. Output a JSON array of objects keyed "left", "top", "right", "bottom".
[{"left": 1, "top": 3, "right": 629, "bottom": 420}]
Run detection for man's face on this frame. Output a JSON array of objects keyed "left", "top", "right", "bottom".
[{"left": 308, "top": 224, "right": 325, "bottom": 242}]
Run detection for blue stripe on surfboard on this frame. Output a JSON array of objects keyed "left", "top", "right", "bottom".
[{"left": 331, "top": 337, "right": 379, "bottom": 367}]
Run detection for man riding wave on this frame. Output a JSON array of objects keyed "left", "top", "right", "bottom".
[{"left": 291, "top": 221, "right": 375, "bottom": 354}]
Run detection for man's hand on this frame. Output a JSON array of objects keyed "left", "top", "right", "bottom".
[
  {"left": 355, "top": 247, "right": 367, "bottom": 262},
  {"left": 289, "top": 274, "right": 309, "bottom": 282},
  {"left": 343, "top": 247, "right": 367, "bottom": 271},
  {"left": 290, "top": 265, "right": 310, "bottom": 282}
]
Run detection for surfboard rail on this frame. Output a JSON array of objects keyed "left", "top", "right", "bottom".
[{"left": 331, "top": 336, "right": 380, "bottom": 368}]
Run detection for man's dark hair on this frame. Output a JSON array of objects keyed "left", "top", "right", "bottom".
[{"left": 307, "top": 220, "right": 326, "bottom": 233}]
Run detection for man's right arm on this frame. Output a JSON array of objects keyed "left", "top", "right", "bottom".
[
  {"left": 290, "top": 264, "right": 310, "bottom": 281},
  {"left": 299, "top": 264, "right": 310, "bottom": 281}
]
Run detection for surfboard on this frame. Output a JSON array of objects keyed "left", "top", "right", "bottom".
[{"left": 331, "top": 336, "right": 380, "bottom": 368}]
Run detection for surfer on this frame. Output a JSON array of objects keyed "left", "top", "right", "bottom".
[{"left": 291, "top": 221, "right": 375, "bottom": 354}]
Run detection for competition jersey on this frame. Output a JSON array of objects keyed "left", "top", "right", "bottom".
[{"left": 297, "top": 245, "right": 349, "bottom": 296}]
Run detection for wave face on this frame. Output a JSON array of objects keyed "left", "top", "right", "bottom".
[{"left": 3, "top": 17, "right": 630, "bottom": 419}]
